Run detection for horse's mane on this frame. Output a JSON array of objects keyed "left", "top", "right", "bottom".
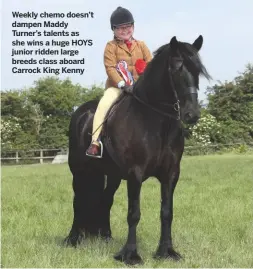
[
  {"left": 134, "top": 40, "right": 211, "bottom": 97},
  {"left": 153, "top": 41, "right": 211, "bottom": 80}
]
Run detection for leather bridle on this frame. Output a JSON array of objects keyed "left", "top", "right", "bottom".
[{"left": 130, "top": 55, "right": 198, "bottom": 121}]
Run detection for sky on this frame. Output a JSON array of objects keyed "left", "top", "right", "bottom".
[{"left": 1, "top": 0, "right": 253, "bottom": 102}]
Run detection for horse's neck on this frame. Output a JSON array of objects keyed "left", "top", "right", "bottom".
[{"left": 134, "top": 67, "right": 174, "bottom": 105}]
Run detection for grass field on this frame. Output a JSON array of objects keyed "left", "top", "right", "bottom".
[{"left": 1, "top": 154, "right": 253, "bottom": 268}]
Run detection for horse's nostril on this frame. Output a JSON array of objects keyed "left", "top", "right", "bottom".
[{"left": 185, "top": 112, "right": 192, "bottom": 119}]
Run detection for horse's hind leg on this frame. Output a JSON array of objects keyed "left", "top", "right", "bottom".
[
  {"left": 98, "top": 175, "right": 121, "bottom": 240},
  {"left": 64, "top": 170, "right": 105, "bottom": 247},
  {"left": 154, "top": 165, "right": 182, "bottom": 261}
]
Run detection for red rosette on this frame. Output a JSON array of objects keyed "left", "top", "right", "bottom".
[{"left": 135, "top": 59, "right": 147, "bottom": 75}]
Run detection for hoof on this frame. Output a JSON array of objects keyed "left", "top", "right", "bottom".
[
  {"left": 101, "top": 235, "right": 113, "bottom": 243},
  {"left": 114, "top": 247, "right": 143, "bottom": 265},
  {"left": 63, "top": 231, "right": 85, "bottom": 247},
  {"left": 99, "top": 229, "right": 113, "bottom": 242},
  {"left": 154, "top": 247, "right": 182, "bottom": 261}
]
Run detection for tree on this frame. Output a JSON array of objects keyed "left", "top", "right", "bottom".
[
  {"left": 1, "top": 76, "right": 104, "bottom": 149},
  {"left": 205, "top": 63, "right": 253, "bottom": 143},
  {"left": 1, "top": 90, "right": 39, "bottom": 150},
  {"left": 27, "top": 77, "right": 104, "bottom": 148}
]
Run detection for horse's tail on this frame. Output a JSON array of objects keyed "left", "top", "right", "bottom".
[
  {"left": 68, "top": 100, "right": 99, "bottom": 170},
  {"left": 67, "top": 99, "right": 106, "bottom": 237}
]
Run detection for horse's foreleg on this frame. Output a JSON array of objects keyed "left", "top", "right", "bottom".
[
  {"left": 114, "top": 179, "right": 143, "bottom": 265},
  {"left": 154, "top": 167, "right": 182, "bottom": 261},
  {"left": 99, "top": 176, "right": 121, "bottom": 240}
]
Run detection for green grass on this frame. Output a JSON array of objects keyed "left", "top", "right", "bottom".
[{"left": 1, "top": 154, "right": 253, "bottom": 268}]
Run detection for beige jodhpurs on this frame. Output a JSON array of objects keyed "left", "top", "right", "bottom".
[{"left": 91, "top": 87, "right": 121, "bottom": 142}]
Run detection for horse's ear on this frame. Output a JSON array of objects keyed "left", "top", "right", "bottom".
[
  {"left": 170, "top": 36, "right": 178, "bottom": 51},
  {"left": 192, "top": 35, "right": 203, "bottom": 51}
]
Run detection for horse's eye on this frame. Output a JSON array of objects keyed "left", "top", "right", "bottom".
[
  {"left": 175, "top": 61, "right": 183, "bottom": 71},
  {"left": 177, "top": 64, "right": 184, "bottom": 76}
]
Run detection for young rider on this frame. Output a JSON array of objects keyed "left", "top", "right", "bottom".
[{"left": 86, "top": 6, "right": 153, "bottom": 158}]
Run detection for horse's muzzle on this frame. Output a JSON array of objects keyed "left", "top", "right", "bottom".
[{"left": 183, "top": 112, "right": 200, "bottom": 124}]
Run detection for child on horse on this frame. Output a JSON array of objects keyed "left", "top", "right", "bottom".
[{"left": 86, "top": 6, "right": 153, "bottom": 158}]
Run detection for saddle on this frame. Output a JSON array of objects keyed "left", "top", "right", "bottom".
[{"left": 100, "top": 93, "right": 128, "bottom": 172}]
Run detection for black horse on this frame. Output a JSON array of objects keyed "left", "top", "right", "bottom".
[{"left": 64, "top": 35, "right": 211, "bottom": 265}]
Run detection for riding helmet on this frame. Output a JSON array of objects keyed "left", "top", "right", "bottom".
[{"left": 110, "top": 7, "right": 134, "bottom": 30}]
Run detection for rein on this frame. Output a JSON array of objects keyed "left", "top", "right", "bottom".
[
  {"left": 128, "top": 54, "right": 198, "bottom": 121},
  {"left": 89, "top": 52, "right": 199, "bottom": 136},
  {"left": 130, "top": 93, "right": 181, "bottom": 120},
  {"left": 128, "top": 57, "right": 182, "bottom": 121},
  {"left": 89, "top": 56, "right": 182, "bottom": 137}
]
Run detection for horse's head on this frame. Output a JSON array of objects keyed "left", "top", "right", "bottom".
[
  {"left": 167, "top": 35, "right": 211, "bottom": 124},
  {"left": 134, "top": 35, "right": 211, "bottom": 125}
]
